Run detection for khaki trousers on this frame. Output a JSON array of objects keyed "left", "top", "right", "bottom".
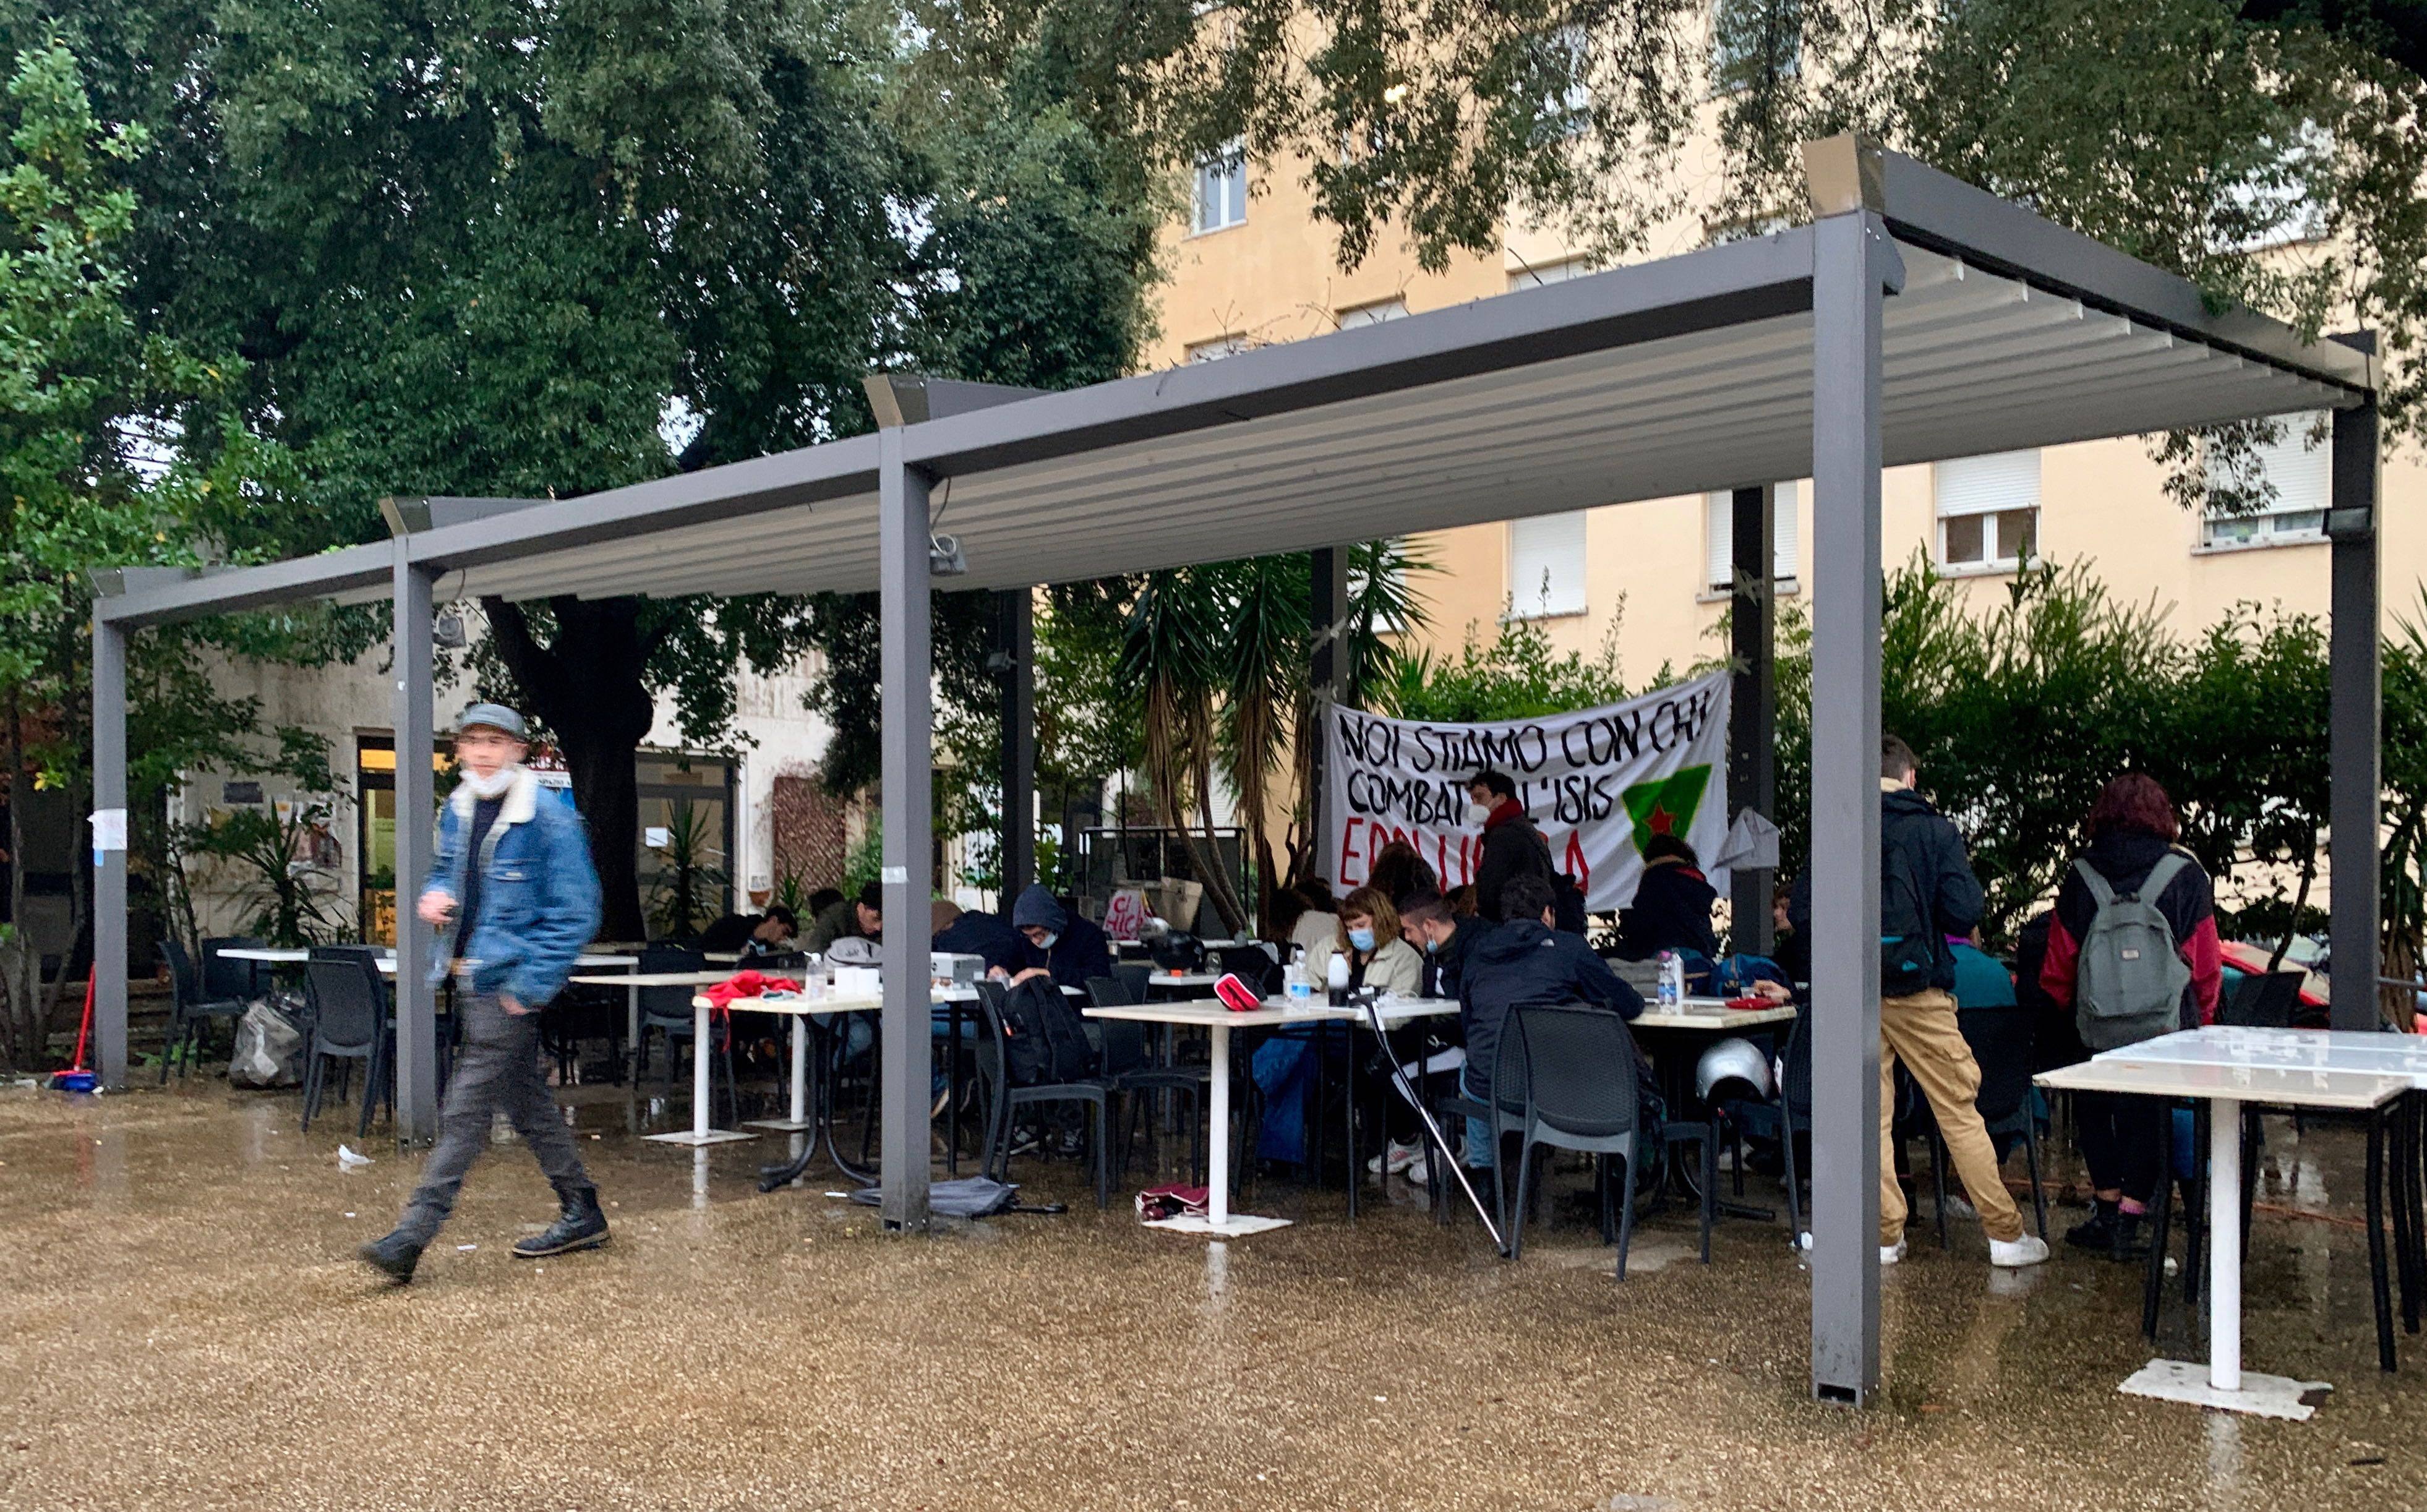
[{"left": 1880, "top": 989, "right": 2025, "bottom": 1245}]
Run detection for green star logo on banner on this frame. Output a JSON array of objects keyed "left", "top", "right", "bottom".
[{"left": 1622, "top": 765, "right": 1712, "bottom": 853}]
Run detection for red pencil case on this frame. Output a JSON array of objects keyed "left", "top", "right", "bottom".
[{"left": 1214, "top": 973, "right": 1262, "bottom": 1012}]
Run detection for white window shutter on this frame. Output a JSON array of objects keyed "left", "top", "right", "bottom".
[
  {"left": 2248, "top": 411, "right": 2330, "bottom": 516},
  {"left": 1705, "top": 492, "right": 1732, "bottom": 591},
  {"left": 1509, "top": 511, "right": 1588, "bottom": 616},
  {"left": 1936, "top": 451, "right": 2042, "bottom": 518},
  {"left": 1773, "top": 480, "right": 1800, "bottom": 581}
]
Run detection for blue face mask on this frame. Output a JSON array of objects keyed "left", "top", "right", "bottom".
[
  {"left": 1347, "top": 927, "right": 1376, "bottom": 952},
  {"left": 1424, "top": 936, "right": 1439, "bottom": 954},
  {"left": 1035, "top": 929, "right": 1060, "bottom": 951}
]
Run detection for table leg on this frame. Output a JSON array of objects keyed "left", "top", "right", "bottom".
[
  {"left": 626, "top": 975, "right": 641, "bottom": 1082},
  {"left": 2210, "top": 1095, "right": 2242, "bottom": 1391},
  {"left": 1209, "top": 1025, "right": 1232, "bottom": 1229},
  {"left": 790, "top": 1017, "right": 808, "bottom": 1126},
  {"left": 643, "top": 1001, "right": 753, "bottom": 1145}
]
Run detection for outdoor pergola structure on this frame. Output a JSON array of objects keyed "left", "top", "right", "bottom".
[{"left": 88, "top": 138, "right": 2382, "bottom": 1404}]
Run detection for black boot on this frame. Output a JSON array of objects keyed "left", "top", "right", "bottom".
[
  {"left": 2108, "top": 1210, "right": 2151, "bottom": 1262},
  {"left": 359, "top": 1229, "right": 424, "bottom": 1284},
  {"left": 2065, "top": 1197, "right": 2119, "bottom": 1252},
  {"left": 513, "top": 1185, "right": 610, "bottom": 1259}
]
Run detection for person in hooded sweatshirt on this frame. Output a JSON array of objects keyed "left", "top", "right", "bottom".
[
  {"left": 1612, "top": 834, "right": 1721, "bottom": 962},
  {"left": 1006, "top": 883, "right": 1113, "bottom": 992},
  {"left": 2039, "top": 773, "right": 2222, "bottom": 1260},
  {"left": 1457, "top": 874, "right": 1642, "bottom": 1195}
]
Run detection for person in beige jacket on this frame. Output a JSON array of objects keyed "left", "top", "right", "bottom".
[{"left": 1304, "top": 885, "right": 1423, "bottom": 997}]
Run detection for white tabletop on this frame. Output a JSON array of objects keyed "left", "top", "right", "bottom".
[
  {"left": 691, "top": 992, "right": 886, "bottom": 1017},
  {"left": 223, "top": 947, "right": 638, "bottom": 970},
  {"left": 1141, "top": 972, "right": 1226, "bottom": 988},
  {"left": 2036, "top": 1056, "right": 2407, "bottom": 1111},
  {"left": 1084, "top": 997, "right": 1457, "bottom": 1030},
  {"left": 1633, "top": 1001, "right": 1798, "bottom": 1032},
  {"left": 2094, "top": 1025, "right": 2427, "bottom": 1090}
]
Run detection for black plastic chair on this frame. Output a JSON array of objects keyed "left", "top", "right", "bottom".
[
  {"left": 1111, "top": 962, "right": 1154, "bottom": 1004},
  {"left": 1502, "top": 1004, "right": 1714, "bottom": 1278},
  {"left": 1959, "top": 1002, "right": 2050, "bottom": 1241},
  {"left": 1215, "top": 946, "right": 1282, "bottom": 996},
  {"left": 2221, "top": 971, "right": 2303, "bottom": 1029},
  {"left": 974, "top": 980, "right": 1113, "bottom": 1207},
  {"left": 202, "top": 936, "right": 266, "bottom": 1004},
  {"left": 1089, "top": 976, "right": 1207, "bottom": 1182},
  {"left": 158, "top": 937, "right": 251, "bottom": 1082},
  {"left": 301, "top": 949, "right": 391, "bottom": 1137},
  {"left": 633, "top": 944, "right": 735, "bottom": 1125}
]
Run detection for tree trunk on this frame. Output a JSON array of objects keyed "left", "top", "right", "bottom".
[
  {"left": 4, "top": 691, "right": 33, "bottom": 1067},
  {"left": 482, "top": 596, "right": 659, "bottom": 941}
]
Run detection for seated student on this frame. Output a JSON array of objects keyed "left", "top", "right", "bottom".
[
  {"left": 1304, "top": 886, "right": 1423, "bottom": 997},
  {"left": 695, "top": 904, "right": 799, "bottom": 955},
  {"left": 931, "top": 899, "right": 1024, "bottom": 976},
  {"left": 1366, "top": 840, "right": 1440, "bottom": 914},
  {"left": 804, "top": 886, "right": 844, "bottom": 920},
  {"left": 1458, "top": 874, "right": 1644, "bottom": 1193},
  {"left": 804, "top": 882, "right": 882, "bottom": 956},
  {"left": 1006, "top": 884, "right": 1113, "bottom": 992},
  {"left": 1612, "top": 834, "right": 1721, "bottom": 962},
  {"left": 1288, "top": 880, "right": 1340, "bottom": 963},
  {"left": 1398, "top": 889, "right": 1469, "bottom": 1001}
]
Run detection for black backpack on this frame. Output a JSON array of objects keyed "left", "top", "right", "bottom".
[
  {"left": 996, "top": 977, "right": 1098, "bottom": 1085},
  {"left": 1878, "top": 809, "right": 1941, "bottom": 996}
]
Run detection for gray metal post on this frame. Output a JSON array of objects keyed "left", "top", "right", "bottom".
[
  {"left": 878, "top": 427, "right": 935, "bottom": 1232},
  {"left": 997, "top": 587, "right": 1036, "bottom": 903},
  {"left": 1808, "top": 210, "right": 1898, "bottom": 1405},
  {"left": 1309, "top": 547, "right": 1350, "bottom": 895},
  {"left": 90, "top": 610, "right": 127, "bottom": 1088},
  {"left": 2327, "top": 352, "right": 2381, "bottom": 1032},
  {"left": 392, "top": 548, "right": 440, "bottom": 1143},
  {"left": 1729, "top": 484, "right": 1778, "bottom": 955}
]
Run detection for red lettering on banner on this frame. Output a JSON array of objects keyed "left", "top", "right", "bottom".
[
  {"left": 1562, "top": 831, "right": 1591, "bottom": 893},
  {"left": 1338, "top": 817, "right": 1364, "bottom": 887}
]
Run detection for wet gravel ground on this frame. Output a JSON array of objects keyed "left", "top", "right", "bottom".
[{"left": 0, "top": 1076, "right": 2421, "bottom": 1511}]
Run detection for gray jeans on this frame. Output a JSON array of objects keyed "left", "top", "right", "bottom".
[{"left": 395, "top": 991, "right": 591, "bottom": 1245}]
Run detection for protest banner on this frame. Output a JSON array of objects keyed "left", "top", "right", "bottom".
[{"left": 1323, "top": 672, "right": 1731, "bottom": 910}]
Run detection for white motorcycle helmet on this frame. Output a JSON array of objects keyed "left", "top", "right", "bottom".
[{"left": 1694, "top": 1036, "right": 1776, "bottom": 1104}]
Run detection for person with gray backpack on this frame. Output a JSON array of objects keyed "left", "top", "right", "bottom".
[{"left": 2040, "top": 774, "right": 2224, "bottom": 1260}]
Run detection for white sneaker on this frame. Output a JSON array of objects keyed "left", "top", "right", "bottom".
[
  {"left": 1402, "top": 1150, "right": 1432, "bottom": 1187},
  {"left": 1880, "top": 1238, "right": 1907, "bottom": 1266},
  {"left": 1988, "top": 1234, "right": 2052, "bottom": 1269},
  {"left": 1366, "top": 1139, "right": 1421, "bottom": 1176}
]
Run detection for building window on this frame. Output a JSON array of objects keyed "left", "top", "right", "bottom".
[
  {"left": 1337, "top": 297, "right": 1408, "bottom": 328},
  {"left": 1935, "top": 450, "right": 2040, "bottom": 571},
  {"left": 1184, "top": 334, "right": 1251, "bottom": 363},
  {"left": 1508, "top": 511, "right": 1588, "bottom": 618},
  {"left": 2204, "top": 410, "right": 2330, "bottom": 548},
  {"left": 1507, "top": 256, "right": 1598, "bottom": 291},
  {"left": 1192, "top": 142, "right": 1247, "bottom": 234},
  {"left": 1712, "top": 0, "right": 1802, "bottom": 92},
  {"left": 1705, "top": 481, "right": 1800, "bottom": 592}
]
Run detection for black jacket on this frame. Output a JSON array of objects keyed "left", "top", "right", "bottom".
[
  {"left": 1019, "top": 912, "right": 1113, "bottom": 992},
  {"left": 1474, "top": 809, "right": 1555, "bottom": 923},
  {"left": 934, "top": 910, "right": 1026, "bottom": 975},
  {"left": 1785, "top": 787, "right": 1984, "bottom": 993},
  {"left": 1458, "top": 920, "right": 1642, "bottom": 1096},
  {"left": 1612, "top": 860, "right": 1720, "bottom": 961},
  {"left": 1421, "top": 923, "right": 1472, "bottom": 1000}
]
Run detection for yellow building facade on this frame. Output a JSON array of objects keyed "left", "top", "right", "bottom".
[{"left": 1150, "top": 148, "right": 2427, "bottom": 682}]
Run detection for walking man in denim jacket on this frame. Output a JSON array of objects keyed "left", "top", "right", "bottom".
[{"left": 361, "top": 703, "right": 607, "bottom": 1283}]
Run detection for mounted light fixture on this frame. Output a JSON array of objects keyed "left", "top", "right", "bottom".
[
  {"left": 929, "top": 533, "right": 967, "bottom": 576},
  {"left": 432, "top": 609, "right": 467, "bottom": 648}
]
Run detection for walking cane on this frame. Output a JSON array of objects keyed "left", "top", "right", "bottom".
[{"left": 1362, "top": 997, "right": 1503, "bottom": 1252}]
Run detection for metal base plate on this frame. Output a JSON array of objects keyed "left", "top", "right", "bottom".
[
  {"left": 2119, "top": 1359, "right": 2332, "bottom": 1420},
  {"left": 642, "top": 1129, "right": 756, "bottom": 1146},
  {"left": 742, "top": 1117, "right": 814, "bottom": 1132},
  {"left": 1145, "top": 1213, "right": 1293, "bottom": 1238}
]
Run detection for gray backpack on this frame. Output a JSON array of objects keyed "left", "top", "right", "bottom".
[{"left": 2073, "top": 853, "right": 2193, "bottom": 1050}]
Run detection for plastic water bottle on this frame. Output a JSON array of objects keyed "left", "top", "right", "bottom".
[
  {"left": 1656, "top": 950, "right": 1683, "bottom": 1008},
  {"left": 1286, "top": 947, "right": 1313, "bottom": 1001}
]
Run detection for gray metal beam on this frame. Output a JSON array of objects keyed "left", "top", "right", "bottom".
[
  {"left": 1309, "top": 547, "right": 1351, "bottom": 894},
  {"left": 997, "top": 589, "right": 1036, "bottom": 903},
  {"left": 379, "top": 495, "right": 550, "bottom": 535},
  {"left": 863, "top": 374, "right": 1050, "bottom": 428},
  {"left": 878, "top": 427, "right": 934, "bottom": 1232},
  {"left": 93, "top": 544, "right": 394, "bottom": 629},
  {"left": 90, "top": 610, "right": 127, "bottom": 1088},
  {"left": 1729, "top": 484, "right": 1778, "bottom": 955},
  {"left": 2328, "top": 332, "right": 2382, "bottom": 1031},
  {"left": 392, "top": 548, "right": 441, "bottom": 1143},
  {"left": 1807, "top": 135, "right": 2376, "bottom": 398},
  {"left": 1807, "top": 209, "right": 1901, "bottom": 1406}
]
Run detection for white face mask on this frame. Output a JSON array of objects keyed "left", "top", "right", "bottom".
[
  {"left": 1466, "top": 800, "right": 1494, "bottom": 827},
  {"left": 1035, "top": 930, "right": 1060, "bottom": 950},
  {"left": 460, "top": 766, "right": 517, "bottom": 800}
]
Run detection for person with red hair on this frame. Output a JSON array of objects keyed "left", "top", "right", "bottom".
[{"left": 2040, "top": 773, "right": 2224, "bottom": 1260}]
